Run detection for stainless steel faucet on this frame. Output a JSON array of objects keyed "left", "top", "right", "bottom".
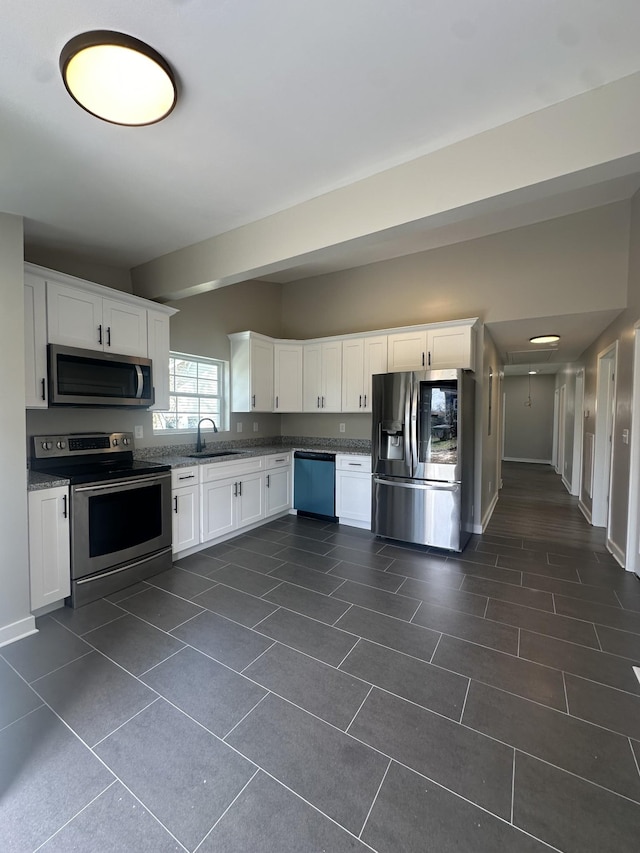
[{"left": 195, "top": 418, "right": 218, "bottom": 452}]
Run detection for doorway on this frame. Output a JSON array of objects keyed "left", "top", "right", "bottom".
[
  {"left": 626, "top": 325, "right": 640, "bottom": 575},
  {"left": 571, "top": 369, "right": 584, "bottom": 497},
  {"left": 592, "top": 342, "right": 618, "bottom": 534}
]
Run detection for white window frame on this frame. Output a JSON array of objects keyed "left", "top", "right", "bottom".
[{"left": 152, "top": 352, "right": 230, "bottom": 434}]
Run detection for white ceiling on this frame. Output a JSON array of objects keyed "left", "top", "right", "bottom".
[{"left": 2, "top": 1, "right": 640, "bottom": 364}]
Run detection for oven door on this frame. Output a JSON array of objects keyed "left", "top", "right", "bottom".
[{"left": 70, "top": 471, "right": 172, "bottom": 580}]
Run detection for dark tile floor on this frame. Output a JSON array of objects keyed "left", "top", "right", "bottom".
[{"left": 2, "top": 469, "right": 640, "bottom": 851}]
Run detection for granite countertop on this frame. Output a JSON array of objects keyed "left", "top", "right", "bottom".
[
  {"left": 28, "top": 471, "right": 70, "bottom": 491},
  {"left": 154, "top": 443, "right": 371, "bottom": 470}
]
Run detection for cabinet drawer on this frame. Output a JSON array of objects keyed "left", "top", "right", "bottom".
[
  {"left": 336, "top": 454, "right": 371, "bottom": 473},
  {"left": 171, "top": 466, "right": 199, "bottom": 489},
  {"left": 200, "top": 456, "right": 264, "bottom": 482},
  {"left": 265, "top": 452, "right": 291, "bottom": 469}
]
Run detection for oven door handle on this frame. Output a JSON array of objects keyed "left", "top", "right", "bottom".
[
  {"left": 135, "top": 364, "right": 144, "bottom": 398},
  {"left": 73, "top": 473, "right": 169, "bottom": 492}
]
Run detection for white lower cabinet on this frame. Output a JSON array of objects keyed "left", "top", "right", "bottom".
[
  {"left": 265, "top": 452, "right": 292, "bottom": 517},
  {"left": 201, "top": 477, "right": 239, "bottom": 541},
  {"left": 28, "top": 487, "right": 70, "bottom": 610},
  {"left": 335, "top": 455, "right": 372, "bottom": 529},
  {"left": 200, "top": 458, "right": 268, "bottom": 544},
  {"left": 171, "top": 467, "right": 200, "bottom": 554}
]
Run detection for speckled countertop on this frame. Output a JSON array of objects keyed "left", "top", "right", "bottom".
[{"left": 27, "top": 437, "right": 371, "bottom": 490}]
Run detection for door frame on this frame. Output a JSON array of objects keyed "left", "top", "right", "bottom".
[
  {"left": 626, "top": 324, "right": 640, "bottom": 575},
  {"left": 571, "top": 368, "right": 584, "bottom": 497},
  {"left": 592, "top": 341, "right": 618, "bottom": 530}
]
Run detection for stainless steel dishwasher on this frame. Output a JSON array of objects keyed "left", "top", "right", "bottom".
[{"left": 293, "top": 451, "right": 337, "bottom": 521}]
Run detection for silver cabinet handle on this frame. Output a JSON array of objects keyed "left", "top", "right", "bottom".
[{"left": 173, "top": 495, "right": 178, "bottom": 513}]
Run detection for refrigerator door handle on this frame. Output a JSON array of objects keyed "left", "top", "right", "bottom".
[
  {"left": 373, "top": 477, "right": 458, "bottom": 491},
  {"left": 409, "top": 379, "right": 419, "bottom": 476}
]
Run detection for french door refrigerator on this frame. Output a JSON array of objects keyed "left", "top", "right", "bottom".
[{"left": 371, "top": 368, "right": 475, "bottom": 551}]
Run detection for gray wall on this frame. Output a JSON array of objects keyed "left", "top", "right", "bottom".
[
  {"left": 503, "top": 374, "right": 556, "bottom": 462},
  {"left": 0, "top": 213, "right": 33, "bottom": 644}
]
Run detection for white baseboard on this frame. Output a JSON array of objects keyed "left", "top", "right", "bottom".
[
  {"left": 173, "top": 510, "right": 291, "bottom": 561},
  {"left": 0, "top": 615, "right": 37, "bottom": 648},
  {"left": 607, "top": 538, "right": 625, "bottom": 568},
  {"left": 578, "top": 500, "right": 592, "bottom": 524},
  {"left": 561, "top": 475, "right": 572, "bottom": 494},
  {"left": 473, "top": 490, "right": 499, "bottom": 534},
  {"left": 502, "top": 457, "right": 553, "bottom": 464}
]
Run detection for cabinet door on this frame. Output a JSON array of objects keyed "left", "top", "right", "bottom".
[
  {"left": 237, "top": 472, "right": 265, "bottom": 528},
  {"left": 362, "top": 336, "right": 388, "bottom": 411},
  {"left": 201, "top": 478, "right": 236, "bottom": 542},
  {"left": 426, "top": 325, "right": 474, "bottom": 370},
  {"left": 265, "top": 467, "right": 291, "bottom": 517},
  {"left": 172, "top": 485, "right": 200, "bottom": 553},
  {"left": 335, "top": 472, "right": 372, "bottom": 528},
  {"left": 28, "top": 487, "right": 70, "bottom": 610},
  {"left": 341, "top": 339, "right": 365, "bottom": 412},
  {"left": 387, "top": 331, "right": 427, "bottom": 372},
  {"left": 147, "top": 310, "right": 171, "bottom": 410},
  {"left": 102, "top": 298, "right": 148, "bottom": 357},
  {"left": 251, "top": 336, "right": 274, "bottom": 411},
  {"left": 274, "top": 344, "right": 303, "bottom": 411},
  {"left": 24, "top": 274, "right": 48, "bottom": 408},
  {"left": 302, "top": 343, "right": 322, "bottom": 411},
  {"left": 321, "top": 341, "right": 342, "bottom": 412},
  {"left": 47, "top": 282, "right": 103, "bottom": 351}
]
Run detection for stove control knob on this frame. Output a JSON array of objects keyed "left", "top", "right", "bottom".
[
  {"left": 56, "top": 441, "right": 66, "bottom": 450},
  {"left": 122, "top": 437, "right": 130, "bottom": 446},
  {"left": 112, "top": 438, "right": 119, "bottom": 446},
  {"left": 41, "top": 441, "right": 53, "bottom": 451}
]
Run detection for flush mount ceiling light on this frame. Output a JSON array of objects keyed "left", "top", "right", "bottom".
[
  {"left": 529, "top": 334, "right": 560, "bottom": 344},
  {"left": 60, "top": 31, "right": 177, "bottom": 126}
]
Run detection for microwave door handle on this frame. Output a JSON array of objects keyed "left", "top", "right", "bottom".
[{"left": 135, "top": 364, "right": 144, "bottom": 398}]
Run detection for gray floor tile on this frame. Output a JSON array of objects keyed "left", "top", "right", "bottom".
[
  {"left": 555, "top": 595, "right": 640, "bottom": 635},
  {"left": 324, "top": 543, "right": 393, "bottom": 571},
  {"left": 146, "top": 566, "right": 217, "bottom": 599},
  {"left": 577, "top": 563, "right": 638, "bottom": 590},
  {"left": 398, "top": 575, "right": 489, "bottom": 616},
  {"left": 33, "top": 650, "right": 157, "bottom": 747},
  {"left": 231, "top": 533, "right": 288, "bottom": 556},
  {"left": 244, "top": 642, "right": 370, "bottom": 729},
  {"left": 193, "top": 584, "right": 278, "bottom": 628},
  {"left": 335, "top": 605, "right": 440, "bottom": 663},
  {"left": 596, "top": 624, "right": 640, "bottom": 659},
  {"left": 329, "top": 560, "right": 405, "bottom": 592},
  {"left": 331, "top": 580, "right": 420, "bottom": 621},
  {"left": 474, "top": 541, "right": 541, "bottom": 561},
  {"left": 39, "top": 781, "right": 182, "bottom": 852},
  {"left": 262, "top": 581, "right": 351, "bottom": 624},
  {"left": 272, "top": 546, "right": 340, "bottom": 573},
  {"left": 210, "top": 563, "right": 282, "bottom": 596},
  {"left": 106, "top": 581, "right": 150, "bottom": 603},
  {"left": 519, "top": 630, "right": 640, "bottom": 694},
  {"left": 117, "top": 586, "right": 205, "bottom": 631},
  {"left": 413, "top": 598, "right": 518, "bottom": 653},
  {"left": 141, "top": 646, "right": 266, "bottom": 738},
  {"left": 241, "top": 525, "right": 289, "bottom": 543},
  {"left": 433, "top": 634, "right": 567, "bottom": 710},
  {"left": 340, "top": 638, "right": 468, "bottom": 720},
  {"left": 486, "top": 598, "right": 600, "bottom": 648},
  {"left": 83, "top": 613, "right": 185, "bottom": 676},
  {"left": 521, "top": 572, "right": 620, "bottom": 606},
  {"left": 451, "top": 548, "right": 500, "bottom": 567},
  {"left": 350, "top": 688, "right": 513, "bottom": 818},
  {"left": 362, "top": 761, "right": 548, "bottom": 853},
  {"left": 513, "top": 752, "right": 640, "bottom": 853},
  {"left": 171, "top": 610, "right": 274, "bottom": 671},
  {"left": 463, "top": 681, "right": 640, "bottom": 801},
  {"left": 226, "top": 693, "right": 388, "bottom": 835},
  {"left": 0, "top": 656, "right": 42, "bottom": 729},
  {"left": 565, "top": 674, "right": 640, "bottom": 740},
  {"left": 324, "top": 530, "right": 388, "bottom": 552},
  {"left": 0, "top": 705, "right": 113, "bottom": 852},
  {"left": 269, "top": 561, "right": 346, "bottom": 594},
  {"left": 174, "top": 550, "right": 229, "bottom": 577},
  {"left": 275, "top": 532, "right": 336, "bottom": 554},
  {"left": 461, "top": 575, "right": 554, "bottom": 611},
  {"left": 446, "top": 559, "right": 524, "bottom": 586},
  {"left": 96, "top": 699, "right": 254, "bottom": 851},
  {"left": 199, "top": 770, "right": 370, "bottom": 852},
  {"left": 498, "top": 555, "right": 581, "bottom": 581},
  {"left": 378, "top": 543, "right": 444, "bottom": 564},
  {"left": 386, "top": 554, "right": 465, "bottom": 588},
  {"left": 225, "top": 547, "right": 286, "bottom": 574},
  {"left": 51, "top": 599, "right": 125, "bottom": 635},
  {"left": 256, "top": 608, "right": 357, "bottom": 666},
  {"left": 2, "top": 615, "right": 91, "bottom": 682},
  {"left": 200, "top": 541, "right": 239, "bottom": 560}
]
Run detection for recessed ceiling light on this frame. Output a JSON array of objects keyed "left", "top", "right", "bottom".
[
  {"left": 60, "top": 31, "right": 177, "bottom": 126},
  {"left": 529, "top": 334, "right": 560, "bottom": 344},
  {"left": 528, "top": 370, "right": 537, "bottom": 375}
]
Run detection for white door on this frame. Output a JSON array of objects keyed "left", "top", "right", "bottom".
[
  {"left": 24, "top": 274, "right": 48, "bottom": 408},
  {"left": 201, "top": 478, "right": 236, "bottom": 541},
  {"left": 303, "top": 343, "right": 323, "bottom": 411},
  {"left": 426, "top": 327, "right": 470, "bottom": 369},
  {"left": 626, "top": 326, "right": 640, "bottom": 574},
  {"left": 321, "top": 341, "right": 342, "bottom": 411},
  {"left": 265, "top": 467, "right": 291, "bottom": 517},
  {"left": 387, "top": 331, "right": 427, "bottom": 372},
  {"left": 251, "top": 337, "right": 274, "bottom": 411},
  {"left": 592, "top": 343, "right": 617, "bottom": 529},
  {"left": 237, "top": 472, "right": 265, "bottom": 527},
  {"left": 28, "top": 487, "right": 70, "bottom": 610},
  {"left": 172, "top": 485, "right": 200, "bottom": 553},
  {"left": 362, "top": 336, "right": 388, "bottom": 411},
  {"left": 274, "top": 344, "right": 303, "bottom": 411},
  {"left": 47, "top": 282, "right": 104, "bottom": 351},
  {"left": 571, "top": 370, "right": 584, "bottom": 497},
  {"left": 102, "top": 298, "right": 148, "bottom": 356},
  {"left": 147, "top": 310, "right": 171, "bottom": 410},
  {"left": 342, "top": 339, "right": 365, "bottom": 412}
]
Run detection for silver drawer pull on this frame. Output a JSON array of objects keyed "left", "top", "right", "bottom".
[{"left": 348, "top": 462, "right": 362, "bottom": 466}]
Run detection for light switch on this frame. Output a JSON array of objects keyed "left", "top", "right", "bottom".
[{"left": 134, "top": 425, "right": 143, "bottom": 439}]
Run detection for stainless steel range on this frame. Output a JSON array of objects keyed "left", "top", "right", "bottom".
[{"left": 30, "top": 432, "right": 172, "bottom": 607}]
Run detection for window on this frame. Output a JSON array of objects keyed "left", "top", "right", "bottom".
[{"left": 152, "top": 352, "right": 228, "bottom": 432}]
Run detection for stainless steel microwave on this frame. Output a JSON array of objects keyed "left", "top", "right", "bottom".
[{"left": 47, "top": 344, "right": 154, "bottom": 407}]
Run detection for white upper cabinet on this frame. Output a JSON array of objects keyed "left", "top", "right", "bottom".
[
  {"left": 342, "top": 336, "right": 387, "bottom": 411},
  {"left": 24, "top": 272, "right": 48, "bottom": 408},
  {"left": 47, "top": 282, "right": 147, "bottom": 356},
  {"left": 229, "top": 332, "right": 274, "bottom": 412},
  {"left": 387, "top": 322, "right": 476, "bottom": 372},
  {"left": 303, "top": 341, "right": 342, "bottom": 412},
  {"left": 147, "top": 309, "right": 171, "bottom": 411},
  {"left": 274, "top": 343, "right": 303, "bottom": 411},
  {"left": 387, "top": 330, "right": 428, "bottom": 372}
]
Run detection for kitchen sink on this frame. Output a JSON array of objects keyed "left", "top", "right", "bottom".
[{"left": 187, "top": 450, "right": 242, "bottom": 458}]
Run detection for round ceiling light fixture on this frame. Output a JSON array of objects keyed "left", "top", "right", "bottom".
[
  {"left": 60, "top": 31, "right": 177, "bottom": 126},
  {"left": 529, "top": 334, "right": 560, "bottom": 344}
]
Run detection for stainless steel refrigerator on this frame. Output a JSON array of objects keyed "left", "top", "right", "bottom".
[{"left": 371, "top": 368, "right": 475, "bottom": 551}]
